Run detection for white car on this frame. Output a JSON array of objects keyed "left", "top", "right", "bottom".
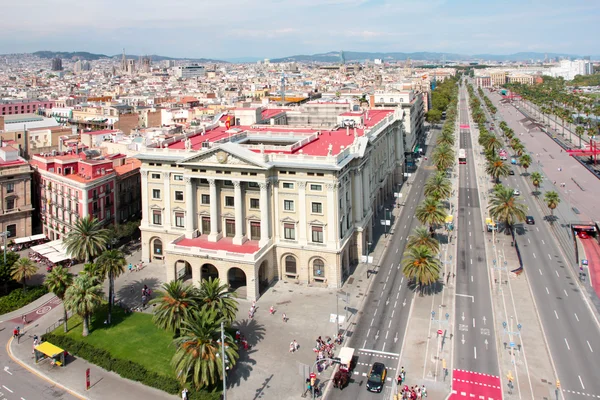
[{"left": 513, "top": 189, "right": 521, "bottom": 196}]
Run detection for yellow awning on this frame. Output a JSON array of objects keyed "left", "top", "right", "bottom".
[
  {"left": 445, "top": 215, "right": 453, "bottom": 224},
  {"left": 485, "top": 218, "right": 496, "bottom": 227},
  {"left": 35, "top": 342, "right": 64, "bottom": 358}
]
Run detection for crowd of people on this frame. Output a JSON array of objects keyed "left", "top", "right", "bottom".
[
  {"left": 396, "top": 367, "right": 428, "bottom": 399},
  {"left": 313, "top": 336, "right": 336, "bottom": 372},
  {"left": 28, "top": 250, "right": 73, "bottom": 272}
]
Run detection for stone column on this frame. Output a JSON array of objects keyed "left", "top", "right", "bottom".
[
  {"left": 185, "top": 177, "right": 195, "bottom": 238},
  {"left": 297, "top": 181, "right": 307, "bottom": 245},
  {"left": 208, "top": 179, "right": 220, "bottom": 242},
  {"left": 233, "top": 181, "right": 245, "bottom": 245},
  {"left": 164, "top": 173, "right": 171, "bottom": 228},
  {"left": 353, "top": 168, "right": 363, "bottom": 223},
  {"left": 362, "top": 164, "right": 369, "bottom": 216},
  {"left": 272, "top": 179, "right": 280, "bottom": 241},
  {"left": 259, "top": 182, "right": 270, "bottom": 247},
  {"left": 326, "top": 182, "right": 337, "bottom": 246}
]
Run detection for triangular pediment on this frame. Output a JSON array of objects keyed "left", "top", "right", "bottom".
[
  {"left": 178, "top": 143, "right": 269, "bottom": 170},
  {"left": 280, "top": 216, "right": 296, "bottom": 223},
  {"left": 308, "top": 219, "right": 326, "bottom": 226}
]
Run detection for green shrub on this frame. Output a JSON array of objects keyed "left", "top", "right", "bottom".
[
  {"left": 42, "top": 333, "right": 219, "bottom": 399},
  {"left": 0, "top": 286, "right": 48, "bottom": 314}
]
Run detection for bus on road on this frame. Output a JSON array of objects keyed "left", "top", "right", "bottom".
[{"left": 459, "top": 149, "right": 467, "bottom": 164}]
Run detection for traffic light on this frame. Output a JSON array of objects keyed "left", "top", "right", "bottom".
[{"left": 556, "top": 380, "right": 561, "bottom": 389}]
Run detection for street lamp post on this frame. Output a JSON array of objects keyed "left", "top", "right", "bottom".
[
  {"left": 220, "top": 321, "right": 227, "bottom": 400},
  {"left": 0, "top": 231, "right": 9, "bottom": 264}
]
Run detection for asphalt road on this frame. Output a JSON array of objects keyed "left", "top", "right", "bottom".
[
  {"left": 452, "top": 83, "right": 500, "bottom": 376},
  {"left": 0, "top": 321, "right": 78, "bottom": 400},
  {"left": 478, "top": 87, "right": 600, "bottom": 398},
  {"left": 328, "top": 131, "right": 439, "bottom": 400}
]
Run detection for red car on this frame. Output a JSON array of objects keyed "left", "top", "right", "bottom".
[{"left": 578, "top": 231, "right": 590, "bottom": 239}]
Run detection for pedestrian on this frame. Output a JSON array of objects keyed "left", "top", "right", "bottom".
[
  {"left": 397, "top": 374, "right": 403, "bottom": 386},
  {"left": 401, "top": 366, "right": 406, "bottom": 381},
  {"left": 452, "top": 273, "right": 456, "bottom": 279},
  {"left": 293, "top": 340, "right": 299, "bottom": 351},
  {"left": 128, "top": 263, "right": 133, "bottom": 272},
  {"left": 422, "top": 385, "right": 428, "bottom": 398},
  {"left": 446, "top": 274, "right": 450, "bottom": 284},
  {"left": 22, "top": 314, "right": 27, "bottom": 325},
  {"left": 282, "top": 313, "right": 287, "bottom": 322},
  {"left": 181, "top": 388, "right": 189, "bottom": 400},
  {"left": 269, "top": 305, "right": 275, "bottom": 315},
  {"left": 290, "top": 341, "right": 295, "bottom": 353}
]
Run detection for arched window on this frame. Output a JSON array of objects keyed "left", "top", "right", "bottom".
[
  {"left": 313, "top": 259, "right": 325, "bottom": 278},
  {"left": 285, "top": 255, "right": 297, "bottom": 275},
  {"left": 153, "top": 239, "right": 163, "bottom": 255}
]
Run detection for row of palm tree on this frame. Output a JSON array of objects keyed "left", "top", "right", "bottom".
[{"left": 401, "top": 81, "right": 460, "bottom": 294}]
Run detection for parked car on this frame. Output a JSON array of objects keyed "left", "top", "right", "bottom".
[
  {"left": 366, "top": 362, "right": 387, "bottom": 393},
  {"left": 526, "top": 216, "right": 535, "bottom": 225},
  {"left": 509, "top": 169, "right": 515, "bottom": 175},
  {"left": 511, "top": 158, "right": 517, "bottom": 165},
  {"left": 513, "top": 189, "right": 521, "bottom": 196}
]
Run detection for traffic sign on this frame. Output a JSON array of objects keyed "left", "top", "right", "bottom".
[
  {"left": 437, "top": 329, "right": 443, "bottom": 335},
  {"left": 509, "top": 341, "right": 515, "bottom": 348}
]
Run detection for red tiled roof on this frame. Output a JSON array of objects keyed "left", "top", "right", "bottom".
[
  {"left": 114, "top": 159, "right": 141, "bottom": 175},
  {"left": 0, "top": 159, "right": 26, "bottom": 167},
  {"left": 261, "top": 109, "right": 287, "bottom": 120}
]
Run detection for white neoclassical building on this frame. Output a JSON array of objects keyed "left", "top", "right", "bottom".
[{"left": 137, "top": 104, "right": 410, "bottom": 300}]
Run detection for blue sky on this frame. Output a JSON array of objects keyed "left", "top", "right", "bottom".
[{"left": 1, "top": 0, "right": 598, "bottom": 59}]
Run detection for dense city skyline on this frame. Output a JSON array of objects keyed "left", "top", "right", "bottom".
[{"left": 1, "top": 0, "right": 599, "bottom": 60}]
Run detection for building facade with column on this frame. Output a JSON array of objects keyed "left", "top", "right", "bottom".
[
  {"left": 0, "top": 145, "right": 34, "bottom": 239},
  {"left": 137, "top": 105, "right": 406, "bottom": 300}
]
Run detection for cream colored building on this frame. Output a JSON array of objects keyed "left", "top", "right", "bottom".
[
  {"left": 507, "top": 74, "right": 534, "bottom": 85},
  {"left": 137, "top": 106, "right": 405, "bottom": 300},
  {"left": 0, "top": 145, "right": 33, "bottom": 240}
]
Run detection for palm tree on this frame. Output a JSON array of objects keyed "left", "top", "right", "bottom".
[
  {"left": 530, "top": 172, "right": 543, "bottom": 196},
  {"left": 197, "top": 277, "right": 238, "bottom": 324},
  {"left": 11, "top": 258, "right": 37, "bottom": 290},
  {"left": 488, "top": 186, "right": 528, "bottom": 233},
  {"left": 64, "top": 216, "right": 109, "bottom": 263},
  {"left": 437, "top": 130, "right": 455, "bottom": 147},
  {"left": 544, "top": 191, "right": 561, "bottom": 222},
  {"left": 520, "top": 154, "right": 532, "bottom": 174},
  {"left": 172, "top": 308, "right": 239, "bottom": 389},
  {"left": 45, "top": 266, "right": 74, "bottom": 333},
  {"left": 432, "top": 144, "right": 455, "bottom": 171},
  {"left": 64, "top": 273, "right": 103, "bottom": 336},
  {"left": 415, "top": 197, "right": 447, "bottom": 235},
  {"left": 401, "top": 245, "right": 441, "bottom": 294},
  {"left": 575, "top": 126, "right": 585, "bottom": 148},
  {"left": 424, "top": 172, "right": 452, "bottom": 201},
  {"left": 482, "top": 135, "right": 502, "bottom": 154},
  {"left": 407, "top": 226, "right": 440, "bottom": 253},
  {"left": 151, "top": 280, "right": 199, "bottom": 337},
  {"left": 96, "top": 250, "right": 127, "bottom": 324},
  {"left": 486, "top": 157, "right": 510, "bottom": 183}
]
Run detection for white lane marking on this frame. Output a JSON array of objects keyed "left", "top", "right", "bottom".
[
  {"left": 470, "top": 259, "right": 473, "bottom": 265},
  {"left": 527, "top": 238, "right": 530, "bottom": 244},
  {"left": 470, "top": 244, "right": 472, "bottom": 250},
  {"left": 474, "top": 347, "right": 477, "bottom": 359},
  {"left": 2, "top": 386, "right": 13, "bottom": 393},
  {"left": 556, "top": 270, "right": 559, "bottom": 277},
  {"left": 542, "top": 239, "right": 545, "bottom": 245},
  {"left": 394, "top": 301, "right": 397, "bottom": 308},
  {"left": 548, "top": 254, "right": 552, "bottom": 260},
  {"left": 579, "top": 375, "right": 585, "bottom": 390},
  {"left": 367, "top": 328, "right": 371, "bottom": 337},
  {"left": 371, "top": 318, "right": 375, "bottom": 326},
  {"left": 469, "top": 232, "right": 472, "bottom": 237},
  {"left": 588, "top": 341, "right": 594, "bottom": 353},
  {"left": 564, "top": 289, "right": 568, "bottom": 297},
  {"left": 546, "top": 287, "right": 549, "bottom": 294},
  {"left": 363, "top": 340, "right": 367, "bottom": 348},
  {"left": 575, "top": 313, "right": 579, "bottom": 322},
  {"left": 536, "top": 227, "right": 539, "bottom": 232},
  {"left": 533, "top": 253, "right": 536, "bottom": 259},
  {"left": 386, "top": 328, "right": 390, "bottom": 337},
  {"left": 391, "top": 310, "right": 395, "bottom": 318},
  {"left": 404, "top": 225, "right": 407, "bottom": 229},
  {"left": 471, "top": 275, "right": 474, "bottom": 282},
  {"left": 565, "top": 338, "right": 571, "bottom": 350},
  {"left": 401, "top": 277, "right": 404, "bottom": 284},
  {"left": 396, "top": 292, "right": 400, "bottom": 300},
  {"left": 382, "top": 342, "right": 386, "bottom": 352},
  {"left": 473, "top": 318, "right": 476, "bottom": 328},
  {"left": 539, "top": 269, "right": 543, "bottom": 275},
  {"left": 554, "top": 310, "right": 559, "bottom": 319},
  {"left": 374, "top": 308, "right": 378, "bottom": 317},
  {"left": 469, "top": 221, "right": 471, "bottom": 225}
]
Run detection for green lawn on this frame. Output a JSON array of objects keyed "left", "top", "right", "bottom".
[{"left": 53, "top": 305, "right": 175, "bottom": 377}]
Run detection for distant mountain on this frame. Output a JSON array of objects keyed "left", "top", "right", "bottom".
[
  {"left": 271, "top": 51, "right": 591, "bottom": 63},
  {"left": 31, "top": 50, "right": 226, "bottom": 63},
  {"left": 223, "top": 56, "right": 263, "bottom": 63}
]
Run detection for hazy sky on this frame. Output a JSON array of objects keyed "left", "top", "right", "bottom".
[{"left": 1, "top": 0, "right": 598, "bottom": 59}]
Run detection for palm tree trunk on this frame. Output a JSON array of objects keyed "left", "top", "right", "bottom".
[
  {"left": 63, "top": 305, "right": 68, "bottom": 333},
  {"left": 83, "top": 314, "right": 90, "bottom": 336},
  {"left": 22, "top": 278, "right": 26, "bottom": 291},
  {"left": 108, "top": 275, "right": 114, "bottom": 324}
]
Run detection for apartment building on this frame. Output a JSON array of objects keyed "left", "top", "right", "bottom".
[
  {"left": 30, "top": 152, "right": 140, "bottom": 240},
  {"left": 0, "top": 145, "right": 34, "bottom": 239},
  {"left": 507, "top": 74, "right": 534, "bottom": 85},
  {"left": 0, "top": 99, "right": 54, "bottom": 116},
  {"left": 137, "top": 105, "right": 406, "bottom": 300},
  {"left": 475, "top": 76, "right": 492, "bottom": 88}
]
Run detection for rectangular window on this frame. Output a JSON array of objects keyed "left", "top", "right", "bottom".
[
  {"left": 175, "top": 191, "right": 184, "bottom": 201},
  {"left": 225, "top": 196, "right": 234, "bottom": 207},
  {"left": 152, "top": 210, "right": 162, "bottom": 225},
  {"left": 225, "top": 219, "right": 235, "bottom": 237},
  {"left": 6, "top": 224, "right": 16, "bottom": 238},
  {"left": 151, "top": 173, "right": 161, "bottom": 179},
  {"left": 282, "top": 182, "right": 294, "bottom": 189},
  {"left": 310, "top": 184, "right": 322, "bottom": 191},
  {"left": 284, "top": 223, "right": 295, "bottom": 240},
  {"left": 312, "top": 226, "right": 324, "bottom": 243},
  {"left": 250, "top": 198, "right": 260, "bottom": 209},
  {"left": 175, "top": 212, "right": 185, "bottom": 228},
  {"left": 174, "top": 175, "right": 184, "bottom": 181},
  {"left": 6, "top": 198, "right": 15, "bottom": 210},
  {"left": 284, "top": 200, "right": 294, "bottom": 211},
  {"left": 250, "top": 221, "right": 261, "bottom": 240},
  {"left": 201, "top": 194, "right": 210, "bottom": 204},
  {"left": 152, "top": 189, "right": 161, "bottom": 199},
  {"left": 6, "top": 183, "right": 14, "bottom": 193},
  {"left": 248, "top": 182, "right": 259, "bottom": 188},
  {"left": 201, "top": 217, "right": 211, "bottom": 234},
  {"left": 312, "top": 202, "right": 323, "bottom": 214}
]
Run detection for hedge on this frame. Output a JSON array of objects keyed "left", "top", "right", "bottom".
[
  {"left": 0, "top": 286, "right": 48, "bottom": 314},
  {"left": 42, "top": 334, "right": 220, "bottom": 400}
]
